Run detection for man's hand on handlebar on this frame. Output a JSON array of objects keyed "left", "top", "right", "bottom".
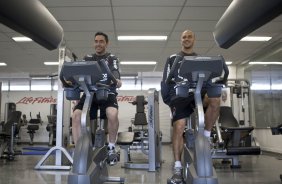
[
  {"left": 116, "top": 79, "right": 122, "bottom": 88},
  {"left": 66, "top": 80, "right": 73, "bottom": 86}
]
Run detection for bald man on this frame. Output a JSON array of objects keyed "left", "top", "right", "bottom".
[{"left": 161, "top": 30, "right": 222, "bottom": 184}]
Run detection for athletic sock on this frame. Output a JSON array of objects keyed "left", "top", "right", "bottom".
[
  {"left": 108, "top": 142, "right": 115, "bottom": 150},
  {"left": 174, "top": 161, "right": 182, "bottom": 168},
  {"left": 204, "top": 130, "right": 211, "bottom": 138}
]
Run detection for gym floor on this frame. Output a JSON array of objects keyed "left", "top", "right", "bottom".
[{"left": 0, "top": 144, "right": 281, "bottom": 184}]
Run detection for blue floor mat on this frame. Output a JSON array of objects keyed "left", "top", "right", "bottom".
[
  {"left": 22, "top": 146, "right": 50, "bottom": 151},
  {"left": 21, "top": 146, "right": 53, "bottom": 155},
  {"left": 21, "top": 151, "right": 54, "bottom": 155}
]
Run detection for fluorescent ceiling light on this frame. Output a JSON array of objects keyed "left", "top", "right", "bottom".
[
  {"left": 121, "top": 76, "right": 137, "bottom": 79},
  {"left": 12, "top": 36, "right": 32, "bottom": 42},
  {"left": 31, "top": 77, "right": 50, "bottom": 80},
  {"left": 118, "top": 36, "right": 167, "bottom": 41},
  {"left": 240, "top": 36, "right": 272, "bottom": 42},
  {"left": 0, "top": 62, "right": 7, "bottom": 66},
  {"left": 249, "top": 61, "right": 282, "bottom": 65},
  {"left": 120, "top": 61, "right": 157, "bottom": 65},
  {"left": 44, "top": 62, "right": 59, "bottom": 65},
  {"left": 225, "top": 61, "right": 232, "bottom": 65}
]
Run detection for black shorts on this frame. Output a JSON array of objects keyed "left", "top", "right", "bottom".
[
  {"left": 73, "top": 93, "right": 118, "bottom": 120},
  {"left": 170, "top": 85, "right": 222, "bottom": 122}
]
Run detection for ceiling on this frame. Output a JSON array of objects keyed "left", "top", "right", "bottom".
[{"left": 0, "top": 0, "right": 281, "bottom": 78}]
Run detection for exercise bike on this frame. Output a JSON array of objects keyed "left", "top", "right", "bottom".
[
  {"left": 166, "top": 55, "right": 228, "bottom": 184},
  {"left": 60, "top": 59, "right": 124, "bottom": 184},
  {"left": 271, "top": 124, "right": 282, "bottom": 181}
]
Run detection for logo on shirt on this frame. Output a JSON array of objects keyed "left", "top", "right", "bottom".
[
  {"left": 101, "top": 73, "right": 108, "bottom": 81},
  {"left": 113, "top": 60, "right": 118, "bottom": 69}
]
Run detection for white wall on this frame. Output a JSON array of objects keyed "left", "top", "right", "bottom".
[
  {"left": 227, "top": 65, "right": 282, "bottom": 154},
  {"left": 1, "top": 91, "right": 57, "bottom": 143},
  {"left": 253, "top": 129, "right": 282, "bottom": 154},
  {"left": 227, "top": 65, "right": 237, "bottom": 79},
  {"left": 117, "top": 90, "right": 171, "bottom": 142},
  {"left": 236, "top": 65, "right": 247, "bottom": 79},
  {"left": 2, "top": 65, "right": 281, "bottom": 153},
  {"left": 1, "top": 89, "right": 172, "bottom": 144}
]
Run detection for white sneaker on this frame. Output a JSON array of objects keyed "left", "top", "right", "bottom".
[
  {"left": 167, "top": 167, "right": 185, "bottom": 184},
  {"left": 107, "top": 146, "right": 119, "bottom": 166}
]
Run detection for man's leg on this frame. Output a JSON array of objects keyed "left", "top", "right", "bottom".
[
  {"left": 172, "top": 119, "right": 186, "bottom": 164},
  {"left": 106, "top": 106, "right": 119, "bottom": 165},
  {"left": 169, "top": 101, "right": 192, "bottom": 184},
  {"left": 203, "top": 95, "right": 220, "bottom": 137},
  {"left": 106, "top": 107, "right": 119, "bottom": 144},
  {"left": 72, "top": 109, "right": 82, "bottom": 145},
  {"left": 71, "top": 94, "right": 87, "bottom": 145}
]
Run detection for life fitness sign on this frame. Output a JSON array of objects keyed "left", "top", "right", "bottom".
[
  {"left": 16, "top": 96, "right": 57, "bottom": 104},
  {"left": 16, "top": 96, "right": 135, "bottom": 105}
]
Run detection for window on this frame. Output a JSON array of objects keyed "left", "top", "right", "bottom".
[
  {"left": 31, "top": 79, "right": 51, "bottom": 91},
  {"left": 10, "top": 79, "right": 30, "bottom": 91},
  {"left": 1, "top": 80, "right": 9, "bottom": 91}
]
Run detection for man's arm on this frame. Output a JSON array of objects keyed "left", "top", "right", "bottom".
[
  {"left": 162, "top": 57, "right": 171, "bottom": 82},
  {"left": 222, "top": 61, "right": 229, "bottom": 85},
  {"left": 108, "top": 55, "right": 122, "bottom": 88},
  {"left": 161, "top": 56, "right": 175, "bottom": 105},
  {"left": 164, "top": 54, "right": 183, "bottom": 84},
  {"left": 163, "top": 55, "right": 179, "bottom": 83}
]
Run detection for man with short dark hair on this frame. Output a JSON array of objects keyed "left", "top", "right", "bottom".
[{"left": 72, "top": 31, "right": 122, "bottom": 166}]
